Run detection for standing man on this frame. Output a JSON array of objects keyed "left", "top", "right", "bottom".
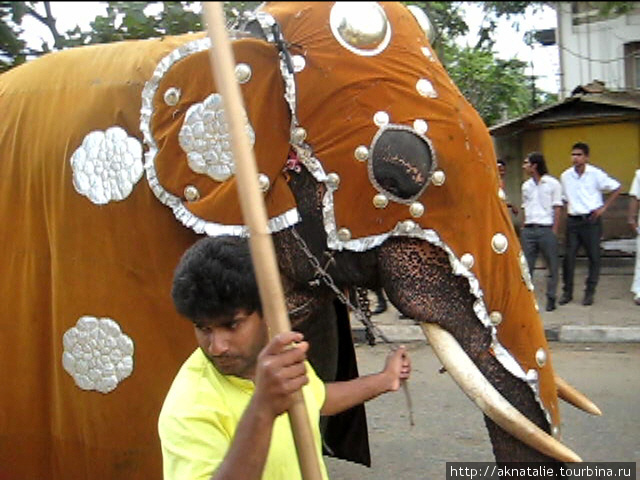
[
  {"left": 559, "top": 142, "right": 621, "bottom": 306},
  {"left": 520, "top": 152, "right": 563, "bottom": 312},
  {"left": 628, "top": 168, "right": 640, "bottom": 305},
  {"left": 159, "top": 235, "right": 411, "bottom": 480},
  {"left": 498, "top": 159, "right": 519, "bottom": 216}
]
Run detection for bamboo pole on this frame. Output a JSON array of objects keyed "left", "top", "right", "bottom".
[{"left": 201, "top": 4, "right": 324, "bottom": 480}]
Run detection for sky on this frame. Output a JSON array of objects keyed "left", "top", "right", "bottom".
[{"left": 19, "top": 2, "right": 561, "bottom": 94}]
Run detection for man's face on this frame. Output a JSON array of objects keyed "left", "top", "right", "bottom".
[
  {"left": 522, "top": 158, "right": 534, "bottom": 177},
  {"left": 571, "top": 148, "right": 588, "bottom": 171},
  {"left": 194, "top": 310, "right": 269, "bottom": 379}
]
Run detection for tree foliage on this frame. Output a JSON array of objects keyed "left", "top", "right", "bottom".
[
  {"left": 9, "top": 2, "right": 635, "bottom": 125},
  {"left": 446, "top": 46, "right": 534, "bottom": 125},
  {"left": 420, "top": 1, "right": 558, "bottom": 124}
]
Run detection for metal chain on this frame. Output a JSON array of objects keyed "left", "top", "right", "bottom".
[
  {"left": 354, "top": 286, "right": 378, "bottom": 346},
  {"left": 289, "top": 228, "right": 415, "bottom": 426},
  {"left": 290, "top": 228, "right": 390, "bottom": 344}
]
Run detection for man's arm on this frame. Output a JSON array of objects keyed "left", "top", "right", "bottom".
[
  {"left": 629, "top": 196, "right": 639, "bottom": 234},
  {"left": 212, "top": 332, "right": 309, "bottom": 480},
  {"left": 321, "top": 346, "right": 411, "bottom": 416},
  {"left": 552, "top": 205, "right": 562, "bottom": 236},
  {"left": 592, "top": 186, "right": 621, "bottom": 219},
  {"left": 550, "top": 179, "right": 564, "bottom": 236}
]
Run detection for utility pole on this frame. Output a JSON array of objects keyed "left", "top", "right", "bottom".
[
  {"left": 531, "top": 58, "right": 537, "bottom": 109},
  {"left": 527, "top": 27, "right": 557, "bottom": 109},
  {"left": 525, "top": 31, "right": 537, "bottom": 109}
]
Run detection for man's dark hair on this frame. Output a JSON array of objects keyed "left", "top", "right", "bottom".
[
  {"left": 572, "top": 142, "right": 589, "bottom": 156},
  {"left": 526, "top": 151, "right": 549, "bottom": 176},
  {"left": 171, "top": 236, "right": 262, "bottom": 322}
]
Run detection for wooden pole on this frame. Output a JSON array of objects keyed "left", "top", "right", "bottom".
[{"left": 201, "top": 4, "right": 324, "bottom": 480}]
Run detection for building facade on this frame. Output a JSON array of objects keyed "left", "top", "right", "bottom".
[
  {"left": 556, "top": 2, "right": 640, "bottom": 98},
  {"left": 490, "top": 90, "right": 640, "bottom": 243}
]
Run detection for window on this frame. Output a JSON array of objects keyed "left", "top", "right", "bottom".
[{"left": 624, "top": 42, "right": 640, "bottom": 90}]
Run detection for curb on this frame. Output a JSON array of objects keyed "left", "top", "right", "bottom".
[
  {"left": 556, "top": 325, "right": 640, "bottom": 343},
  {"left": 352, "top": 324, "right": 640, "bottom": 345},
  {"left": 352, "top": 324, "right": 425, "bottom": 345}
]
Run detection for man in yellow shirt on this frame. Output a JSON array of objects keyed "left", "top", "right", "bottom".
[{"left": 159, "top": 235, "right": 411, "bottom": 480}]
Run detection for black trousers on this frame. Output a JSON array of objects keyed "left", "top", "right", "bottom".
[{"left": 562, "top": 215, "right": 602, "bottom": 295}]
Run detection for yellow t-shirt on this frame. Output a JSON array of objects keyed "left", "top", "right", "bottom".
[{"left": 158, "top": 348, "right": 329, "bottom": 480}]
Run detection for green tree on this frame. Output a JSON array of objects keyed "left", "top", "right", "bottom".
[
  {"left": 6, "top": 2, "right": 631, "bottom": 124},
  {"left": 411, "top": 2, "right": 558, "bottom": 124},
  {"left": 1, "top": 1, "right": 209, "bottom": 71},
  {"left": 446, "top": 45, "right": 534, "bottom": 126}
]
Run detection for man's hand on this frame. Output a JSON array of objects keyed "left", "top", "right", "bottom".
[
  {"left": 252, "top": 331, "right": 309, "bottom": 419},
  {"left": 322, "top": 345, "right": 413, "bottom": 416},
  {"left": 382, "top": 345, "right": 412, "bottom": 392},
  {"left": 590, "top": 206, "right": 605, "bottom": 221}
]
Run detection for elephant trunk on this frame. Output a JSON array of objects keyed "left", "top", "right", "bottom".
[{"left": 378, "top": 237, "right": 573, "bottom": 463}]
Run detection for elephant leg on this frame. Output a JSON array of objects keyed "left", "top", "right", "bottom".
[
  {"left": 378, "top": 237, "right": 560, "bottom": 464},
  {"left": 290, "top": 292, "right": 340, "bottom": 382}
]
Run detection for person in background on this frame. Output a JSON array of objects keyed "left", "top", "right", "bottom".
[
  {"left": 628, "top": 168, "right": 640, "bottom": 305},
  {"left": 158, "top": 235, "right": 411, "bottom": 480},
  {"left": 371, "top": 288, "right": 388, "bottom": 315},
  {"left": 559, "top": 142, "right": 621, "bottom": 306},
  {"left": 520, "top": 152, "right": 563, "bottom": 312},
  {"left": 497, "top": 159, "right": 519, "bottom": 216}
]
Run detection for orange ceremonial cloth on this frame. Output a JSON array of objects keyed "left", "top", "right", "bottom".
[
  {"left": 0, "top": 34, "right": 202, "bottom": 479},
  {"left": 0, "top": 2, "right": 559, "bottom": 478}
]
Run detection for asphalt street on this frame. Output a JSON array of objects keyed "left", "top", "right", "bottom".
[{"left": 325, "top": 341, "right": 640, "bottom": 479}]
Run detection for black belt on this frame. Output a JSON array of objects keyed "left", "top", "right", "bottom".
[
  {"left": 568, "top": 214, "right": 591, "bottom": 220},
  {"left": 524, "top": 224, "right": 552, "bottom": 228}
]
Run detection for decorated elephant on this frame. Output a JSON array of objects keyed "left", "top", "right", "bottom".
[{"left": 0, "top": 2, "right": 598, "bottom": 478}]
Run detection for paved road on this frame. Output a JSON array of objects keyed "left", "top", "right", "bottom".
[{"left": 325, "top": 342, "right": 640, "bottom": 479}]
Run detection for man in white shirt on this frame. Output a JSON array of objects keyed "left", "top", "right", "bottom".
[
  {"left": 628, "top": 169, "right": 640, "bottom": 305},
  {"left": 520, "top": 152, "right": 563, "bottom": 311},
  {"left": 559, "top": 142, "right": 621, "bottom": 306}
]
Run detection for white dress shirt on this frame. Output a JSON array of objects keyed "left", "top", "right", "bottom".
[
  {"left": 521, "top": 174, "right": 563, "bottom": 225},
  {"left": 560, "top": 164, "right": 621, "bottom": 215}
]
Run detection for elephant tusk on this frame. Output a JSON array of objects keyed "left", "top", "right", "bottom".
[
  {"left": 421, "top": 323, "right": 582, "bottom": 463},
  {"left": 555, "top": 375, "right": 602, "bottom": 416}
]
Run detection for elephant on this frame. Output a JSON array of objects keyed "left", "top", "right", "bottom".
[{"left": 0, "top": 2, "right": 599, "bottom": 478}]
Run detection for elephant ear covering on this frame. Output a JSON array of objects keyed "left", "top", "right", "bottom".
[
  {"left": 259, "top": 2, "right": 560, "bottom": 430},
  {"left": 144, "top": 36, "right": 298, "bottom": 237}
]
